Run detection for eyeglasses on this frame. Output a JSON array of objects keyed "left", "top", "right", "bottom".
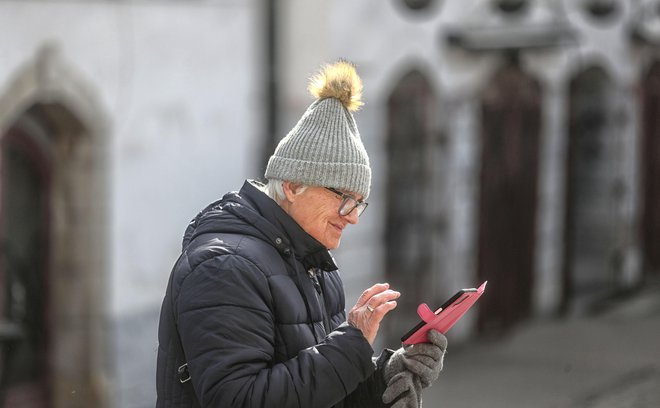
[{"left": 324, "top": 187, "right": 369, "bottom": 217}]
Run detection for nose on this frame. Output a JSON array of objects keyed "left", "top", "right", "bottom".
[{"left": 343, "top": 208, "right": 360, "bottom": 225}]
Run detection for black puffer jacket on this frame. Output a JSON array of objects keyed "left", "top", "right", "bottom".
[{"left": 156, "top": 180, "right": 389, "bottom": 407}]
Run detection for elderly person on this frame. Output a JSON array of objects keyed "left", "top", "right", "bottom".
[{"left": 156, "top": 61, "right": 447, "bottom": 408}]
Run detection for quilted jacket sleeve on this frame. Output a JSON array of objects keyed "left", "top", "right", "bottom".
[
  {"left": 340, "top": 349, "right": 393, "bottom": 408},
  {"left": 176, "top": 255, "right": 376, "bottom": 408}
]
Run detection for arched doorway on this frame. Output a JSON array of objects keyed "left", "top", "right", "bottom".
[
  {"left": 476, "top": 61, "right": 541, "bottom": 334},
  {"left": 0, "top": 101, "right": 107, "bottom": 408},
  {"left": 563, "top": 66, "right": 623, "bottom": 313},
  {"left": 385, "top": 70, "right": 448, "bottom": 342},
  {"left": 640, "top": 61, "right": 660, "bottom": 277},
  {"left": 0, "top": 46, "right": 110, "bottom": 407}
]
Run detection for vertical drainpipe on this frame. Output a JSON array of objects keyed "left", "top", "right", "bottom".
[{"left": 261, "top": 0, "right": 278, "bottom": 176}]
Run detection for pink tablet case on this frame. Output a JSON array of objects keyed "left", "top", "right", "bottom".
[{"left": 402, "top": 281, "right": 487, "bottom": 345}]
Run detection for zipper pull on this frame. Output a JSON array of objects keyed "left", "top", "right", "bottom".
[{"left": 307, "top": 268, "right": 322, "bottom": 295}]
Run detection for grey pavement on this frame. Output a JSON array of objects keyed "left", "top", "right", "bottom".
[{"left": 422, "top": 282, "right": 660, "bottom": 408}]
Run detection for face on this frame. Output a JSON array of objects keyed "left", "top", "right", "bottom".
[{"left": 282, "top": 183, "right": 361, "bottom": 250}]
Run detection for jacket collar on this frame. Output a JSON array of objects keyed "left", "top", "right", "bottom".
[{"left": 238, "top": 180, "right": 338, "bottom": 272}]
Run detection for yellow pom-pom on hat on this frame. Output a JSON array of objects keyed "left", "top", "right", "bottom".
[{"left": 308, "top": 60, "right": 363, "bottom": 112}]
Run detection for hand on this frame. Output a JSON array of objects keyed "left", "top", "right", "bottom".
[
  {"left": 382, "top": 370, "right": 422, "bottom": 408},
  {"left": 384, "top": 329, "right": 447, "bottom": 388},
  {"left": 401, "top": 329, "right": 447, "bottom": 387},
  {"left": 348, "top": 283, "right": 400, "bottom": 345}
]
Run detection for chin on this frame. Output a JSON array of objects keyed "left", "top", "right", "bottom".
[{"left": 323, "top": 239, "right": 341, "bottom": 250}]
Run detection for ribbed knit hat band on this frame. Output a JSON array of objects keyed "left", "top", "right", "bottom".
[{"left": 265, "top": 61, "right": 372, "bottom": 198}]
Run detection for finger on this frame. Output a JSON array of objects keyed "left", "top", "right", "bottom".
[
  {"left": 369, "top": 300, "right": 398, "bottom": 321},
  {"left": 427, "top": 329, "right": 448, "bottom": 350},
  {"left": 390, "top": 373, "right": 420, "bottom": 408},
  {"left": 381, "top": 375, "right": 403, "bottom": 403},
  {"left": 402, "top": 356, "right": 435, "bottom": 378},
  {"left": 404, "top": 354, "right": 437, "bottom": 370},
  {"left": 366, "top": 289, "right": 401, "bottom": 309},
  {"left": 364, "top": 290, "right": 400, "bottom": 315},
  {"left": 355, "top": 283, "right": 389, "bottom": 308},
  {"left": 407, "top": 343, "right": 444, "bottom": 361},
  {"left": 404, "top": 354, "right": 444, "bottom": 388},
  {"left": 382, "top": 372, "right": 414, "bottom": 404},
  {"left": 391, "top": 394, "right": 417, "bottom": 408}
]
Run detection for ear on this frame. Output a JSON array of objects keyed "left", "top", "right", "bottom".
[{"left": 282, "top": 181, "right": 303, "bottom": 203}]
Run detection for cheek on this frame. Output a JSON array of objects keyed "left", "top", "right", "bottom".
[
  {"left": 302, "top": 206, "right": 336, "bottom": 238},
  {"left": 308, "top": 208, "right": 334, "bottom": 233},
  {"left": 293, "top": 204, "right": 325, "bottom": 230}
]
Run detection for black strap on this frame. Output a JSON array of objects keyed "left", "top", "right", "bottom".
[{"left": 167, "top": 256, "right": 195, "bottom": 387}]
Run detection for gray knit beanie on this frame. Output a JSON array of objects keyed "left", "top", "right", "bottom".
[{"left": 265, "top": 61, "right": 372, "bottom": 198}]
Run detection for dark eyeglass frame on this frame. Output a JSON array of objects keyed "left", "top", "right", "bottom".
[{"left": 324, "top": 187, "right": 369, "bottom": 217}]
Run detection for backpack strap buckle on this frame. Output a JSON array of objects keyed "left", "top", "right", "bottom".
[{"left": 178, "top": 363, "right": 191, "bottom": 383}]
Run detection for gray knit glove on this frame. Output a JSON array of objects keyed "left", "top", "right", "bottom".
[
  {"left": 382, "top": 370, "right": 422, "bottom": 408},
  {"left": 382, "top": 329, "right": 448, "bottom": 407}
]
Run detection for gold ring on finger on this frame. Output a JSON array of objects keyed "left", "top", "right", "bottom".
[{"left": 366, "top": 304, "right": 375, "bottom": 312}]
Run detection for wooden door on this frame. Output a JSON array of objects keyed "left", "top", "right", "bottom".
[
  {"left": 641, "top": 61, "right": 660, "bottom": 276},
  {"left": 0, "top": 127, "right": 51, "bottom": 408},
  {"left": 477, "top": 63, "right": 541, "bottom": 333},
  {"left": 563, "top": 66, "right": 621, "bottom": 312},
  {"left": 385, "top": 71, "right": 441, "bottom": 341}
]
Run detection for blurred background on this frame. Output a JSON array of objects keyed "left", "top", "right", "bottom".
[{"left": 0, "top": 0, "right": 659, "bottom": 407}]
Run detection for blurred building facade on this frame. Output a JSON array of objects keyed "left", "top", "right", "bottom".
[{"left": 0, "top": 0, "right": 658, "bottom": 407}]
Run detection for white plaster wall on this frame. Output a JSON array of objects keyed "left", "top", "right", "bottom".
[{"left": 107, "top": 2, "right": 261, "bottom": 319}]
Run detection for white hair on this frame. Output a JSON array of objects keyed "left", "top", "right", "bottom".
[{"left": 264, "top": 179, "right": 308, "bottom": 203}]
